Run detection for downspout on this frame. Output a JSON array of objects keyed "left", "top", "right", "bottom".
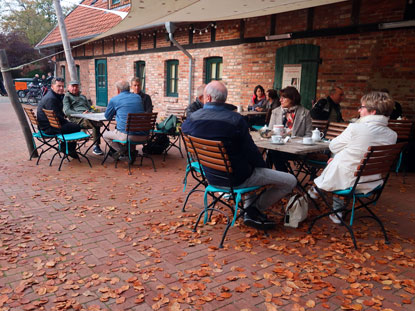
[{"left": 165, "top": 22, "right": 194, "bottom": 108}]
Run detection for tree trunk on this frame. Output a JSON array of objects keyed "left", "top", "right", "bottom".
[{"left": 0, "top": 49, "right": 38, "bottom": 158}]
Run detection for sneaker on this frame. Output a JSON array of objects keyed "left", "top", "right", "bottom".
[
  {"left": 92, "top": 145, "right": 104, "bottom": 156},
  {"left": 308, "top": 187, "right": 319, "bottom": 199},
  {"left": 243, "top": 208, "right": 276, "bottom": 230},
  {"left": 329, "top": 212, "right": 343, "bottom": 224}
]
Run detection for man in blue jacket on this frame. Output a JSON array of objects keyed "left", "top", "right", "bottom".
[
  {"left": 181, "top": 81, "right": 297, "bottom": 229},
  {"left": 103, "top": 80, "right": 145, "bottom": 161}
]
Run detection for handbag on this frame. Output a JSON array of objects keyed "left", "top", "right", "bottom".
[{"left": 284, "top": 194, "right": 309, "bottom": 228}]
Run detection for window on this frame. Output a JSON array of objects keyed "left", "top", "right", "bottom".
[
  {"left": 205, "top": 57, "right": 223, "bottom": 83},
  {"left": 76, "top": 65, "right": 80, "bottom": 82},
  {"left": 135, "top": 61, "right": 146, "bottom": 92},
  {"left": 166, "top": 60, "right": 179, "bottom": 97},
  {"left": 111, "top": 0, "right": 120, "bottom": 4},
  {"left": 60, "top": 65, "right": 66, "bottom": 86}
]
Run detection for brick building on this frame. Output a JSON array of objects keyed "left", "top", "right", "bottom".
[{"left": 37, "top": 0, "right": 415, "bottom": 120}]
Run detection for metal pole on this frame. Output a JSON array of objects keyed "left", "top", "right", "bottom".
[
  {"left": 0, "top": 50, "right": 38, "bottom": 157},
  {"left": 53, "top": 0, "right": 77, "bottom": 82},
  {"left": 165, "top": 22, "right": 194, "bottom": 107}
]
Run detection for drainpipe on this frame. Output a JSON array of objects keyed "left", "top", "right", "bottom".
[{"left": 165, "top": 22, "right": 194, "bottom": 108}]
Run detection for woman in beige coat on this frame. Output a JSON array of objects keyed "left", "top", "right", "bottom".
[
  {"left": 268, "top": 86, "right": 312, "bottom": 137},
  {"left": 314, "top": 91, "right": 397, "bottom": 223}
]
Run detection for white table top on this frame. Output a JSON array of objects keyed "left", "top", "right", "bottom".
[
  {"left": 71, "top": 112, "right": 107, "bottom": 122},
  {"left": 251, "top": 131, "right": 329, "bottom": 155}
]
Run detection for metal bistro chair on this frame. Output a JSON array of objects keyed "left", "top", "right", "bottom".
[
  {"left": 23, "top": 107, "right": 59, "bottom": 165},
  {"left": 188, "top": 135, "right": 268, "bottom": 248},
  {"left": 153, "top": 106, "right": 185, "bottom": 161},
  {"left": 388, "top": 119, "right": 414, "bottom": 182},
  {"left": 180, "top": 129, "right": 208, "bottom": 212},
  {"left": 107, "top": 113, "right": 158, "bottom": 175},
  {"left": 42, "top": 109, "right": 91, "bottom": 171},
  {"left": 308, "top": 143, "right": 405, "bottom": 249}
]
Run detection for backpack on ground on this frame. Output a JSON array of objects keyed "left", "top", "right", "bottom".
[
  {"left": 142, "top": 133, "right": 170, "bottom": 154},
  {"left": 156, "top": 114, "right": 178, "bottom": 134}
]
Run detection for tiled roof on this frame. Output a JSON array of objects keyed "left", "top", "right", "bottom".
[{"left": 37, "top": 0, "right": 130, "bottom": 48}]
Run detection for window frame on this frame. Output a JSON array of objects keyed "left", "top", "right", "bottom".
[
  {"left": 76, "top": 65, "right": 80, "bottom": 83},
  {"left": 205, "top": 57, "right": 223, "bottom": 83},
  {"left": 135, "top": 61, "right": 146, "bottom": 92},
  {"left": 60, "top": 65, "right": 66, "bottom": 86},
  {"left": 166, "top": 60, "right": 179, "bottom": 97}
]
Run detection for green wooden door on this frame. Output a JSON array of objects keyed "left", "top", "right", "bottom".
[
  {"left": 95, "top": 59, "right": 108, "bottom": 107},
  {"left": 274, "top": 44, "right": 320, "bottom": 109}
]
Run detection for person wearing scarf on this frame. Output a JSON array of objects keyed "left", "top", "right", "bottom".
[
  {"left": 267, "top": 86, "right": 312, "bottom": 171},
  {"left": 248, "top": 85, "right": 267, "bottom": 111}
]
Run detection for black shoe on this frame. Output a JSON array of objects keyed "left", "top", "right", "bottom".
[
  {"left": 243, "top": 208, "right": 276, "bottom": 230},
  {"left": 68, "top": 150, "right": 79, "bottom": 159}
]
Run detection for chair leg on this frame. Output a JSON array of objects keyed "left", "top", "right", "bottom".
[
  {"left": 182, "top": 181, "right": 205, "bottom": 212},
  {"left": 78, "top": 152, "right": 92, "bottom": 168},
  {"left": 359, "top": 200, "right": 390, "bottom": 244}
]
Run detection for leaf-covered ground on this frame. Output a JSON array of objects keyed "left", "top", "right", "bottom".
[{"left": 1, "top": 100, "right": 414, "bottom": 310}]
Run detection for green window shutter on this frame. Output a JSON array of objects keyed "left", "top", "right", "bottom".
[
  {"left": 274, "top": 44, "right": 320, "bottom": 110},
  {"left": 205, "top": 57, "right": 223, "bottom": 83},
  {"left": 60, "top": 65, "right": 66, "bottom": 87},
  {"left": 166, "top": 60, "right": 179, "bottom": 97},
  {"left": 135, "top": 61, "right": 146, "bottom": 92},
  {"left": 76, "top": 65, "right": 80, "bottom": 82}
]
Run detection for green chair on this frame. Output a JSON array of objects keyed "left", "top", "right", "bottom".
[
  {"left": 23, "top": 107, "right": 59, "bottom": 165},
  {"left": 188, "top": 135, "right": 268, "bottom": 248},
  {"left": 308, "top": 143, "right": 405, "bottom": 249},
  {"left": 42, "top": 109, "right": 91, "bottom": 171},
  {"left": 111, "top": 113, "right": 158, "bottom": 174}
]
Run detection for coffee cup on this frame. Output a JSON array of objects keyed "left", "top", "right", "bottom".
[
  {"left": 273, "top": 125, "right": 284, "bottom": 136},
  {"left": 303, "top": 137, "right": 313, "bottom": 144},
  {"left": 272, "top": 135, "right": 283, "bottom": 144}
]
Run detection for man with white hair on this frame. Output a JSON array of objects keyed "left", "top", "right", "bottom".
[
  {"left": 103, "top": 80, "right": 145, "bottom": 160},
  {"left": 181, "top": 81, "right": 297, "bottom": 229}
]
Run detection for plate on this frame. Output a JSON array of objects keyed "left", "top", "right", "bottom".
[
  {"left": 302, "top": 142, "right": 315, "bottom": 145},
  {"left": 271, "top": 141, "right": 285, "bottom": 145}
]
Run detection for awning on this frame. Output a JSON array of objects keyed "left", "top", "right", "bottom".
[{"left": 88, "top": 0, "right": 346, "bottom": 42}]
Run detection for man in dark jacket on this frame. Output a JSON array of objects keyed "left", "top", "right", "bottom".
[
  {"left": 37, "top": 77, "right": 81, "bottom": 158},
  {"left": 310, "top": 86, "right": 345, "bottom": 122},
  {"left": 185, "top": 84, "right": 205, "bottom": 118},
  {"left": 130, "top": 77, "right": 152, "bottom": 113},
  {"left": 181, "top": 81, "right": 297, "bottom": 229}
]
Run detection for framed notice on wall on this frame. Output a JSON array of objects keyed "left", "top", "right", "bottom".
[{"left": 282, "top": 64, "right": 302, "bottom": 91}]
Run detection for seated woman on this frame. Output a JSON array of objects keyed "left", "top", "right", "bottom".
[
  {"left": 264, "top": 89, "right": 280, "bottom": 124},
  {"left": 269, "top": 86, "right": 312, "bottom": 137},
  {"left": 313, "top": 91, "right": 397, "bottom": 223},
  {"left": 267, "top": 87, "right": 312, "bottom": 171},
  {"left": 248, "top": 85, "right": 267, "bottom": 111}
]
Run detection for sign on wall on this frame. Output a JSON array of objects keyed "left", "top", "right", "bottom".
[{"left": 282, "top": 64, "right": 302, "bottom": 91}]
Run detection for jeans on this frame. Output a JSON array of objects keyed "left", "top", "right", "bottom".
[
  {"left": 333, "top": 196, "right": 344, "bottom": 211},
  {"left": 237, "top": 167, "right": 297, "bottom": 211}
]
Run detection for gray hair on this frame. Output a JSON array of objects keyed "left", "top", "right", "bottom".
[
  {"left": 329, "top": 86, "right": 343, "bottom": 95},
  {"left": 361, "top": 91, "right": 394, "bottom": 117},
  {"left": 205, "top": 81, "right": 227, "bottom": 103},
  {"left": 116, "top": 80, "right": 130, "bottom": 92}
]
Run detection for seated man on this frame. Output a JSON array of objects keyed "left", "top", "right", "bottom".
[
  {"left": 313, "top": 91, "right": 397, "bottom": 223},
  {"left": 63, "top": 81, "right": 103, "bottom": 156},
  {"left": 103, "top": 80, "right": 146, "bottom": 162},
  {"left": 182, "top": 81, "right": 297, "bottom": 229},
  {"left": 310, "top": 86, "right": 345, "bottom": 122},
  {"left": 185, "top": 84, "right": 205, "bottom": 118},
  {"left": 37, "top": 77, "right": 81, "bottom": 158},
  {"left": 130, "top": 77, "right": 153, "bottom": 113}
]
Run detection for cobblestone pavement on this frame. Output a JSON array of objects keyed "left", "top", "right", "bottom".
[{"left": 1, "top": 97, "right": 414, "bottom": 311}]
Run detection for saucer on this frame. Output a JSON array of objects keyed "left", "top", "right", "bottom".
[
  {"left": 302, "top": 142, "right": 315, "bottom": 145},
  {"left": 271, "top": 141, "right": 284, "bottom": 145}
]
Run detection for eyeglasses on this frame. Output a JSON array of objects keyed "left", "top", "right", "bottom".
[{"left": 358, "top": 105, "right": 367, "bottom": 110}]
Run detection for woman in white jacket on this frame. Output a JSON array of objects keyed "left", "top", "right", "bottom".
[{"left": 314, "top": 92, "right": 397, "bottom": 223}]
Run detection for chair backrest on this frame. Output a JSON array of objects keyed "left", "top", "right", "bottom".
[
  {"left": 166, "top": 106, "right": 186, "bottom": 121},
  {"left": 325, "top": 122, "right": 348, "bottom": 140},
  {"left": 23, "top": 107, "right": 38, "bottom": 132},
  {"left": 388, "top": 120, "right": 414, "bottom": 141},
  {"left": 42, "top": 109, "right": 62, "bottom": 130},
  {"left": 188, "top": 136, "right": 232, "bottom": 175},
  {"left": 312, "top": 119, "right": 329, "bottom": 135},
  {"left": 125, "top": 113, "right": 158, "bottom": 133},
  {"left": 354, "top": 143, "right": 405, "bottom": 184},
  {"left": 180, "top": 129, "right": 197, "bottom": 163}
]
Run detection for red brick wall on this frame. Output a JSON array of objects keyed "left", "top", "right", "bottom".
[{"left": 57, "top": 0, "right": 414, "bottom": 120}]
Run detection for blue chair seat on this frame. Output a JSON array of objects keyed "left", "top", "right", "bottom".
[
  {"left": 56, "top": 132, "right": 90, "bottom": 141},
  {"left": 204, "top": 185, "right": 261, "bottom": 226},
  {"left": 251, "top": 125, "right": 264, "bottom": 131}
]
